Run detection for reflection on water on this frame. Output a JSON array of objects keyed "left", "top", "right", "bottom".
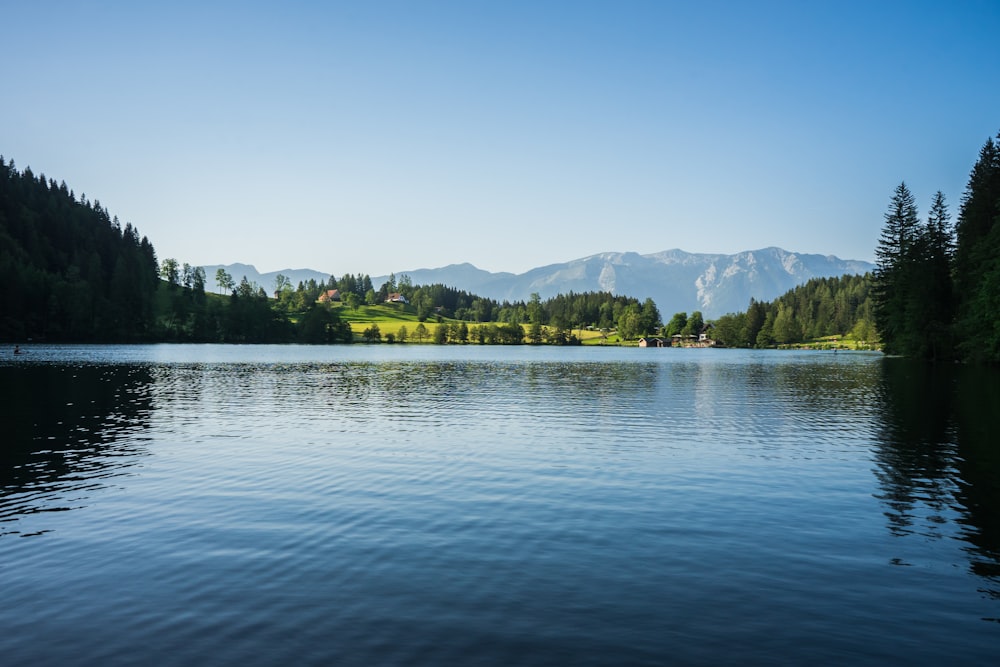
[
  {"left": 954, "top": 366, "right": 1000, "bottom": 590},
  {"left": 874, "top": 359, "right": 1000, "bottom": 603},
  {"left": 0, "top": 364, "right": 154, "bottom": 535},
  {"left": 874, "top": 361, "right": 960, "bottom": 539},
  {"left": 1, "top": 347, "right": 999, "bottom": 664}
]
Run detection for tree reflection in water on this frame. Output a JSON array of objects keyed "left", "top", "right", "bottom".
[
  {"left": 874, "top": 358, "right": 1000, "bottom": 601},
  {"left": 0, "top": 364, "right": 154, "bottom": 536}
]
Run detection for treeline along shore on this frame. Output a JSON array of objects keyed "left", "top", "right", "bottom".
[{"left": 2, "top": 130, "right": 998, "bottom": 360}]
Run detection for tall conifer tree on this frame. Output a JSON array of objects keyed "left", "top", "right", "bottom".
[
  {"left": 917, "top": 191, "right": 955, "bottom": 359},
  {"left": 874, "top": 182, "right": 921, "bottom": 355},
  {"left": 954, "top": 132, "right": 1000, "bottom": 363}
]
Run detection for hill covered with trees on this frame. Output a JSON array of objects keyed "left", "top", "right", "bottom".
[
  {"left": 706, "top": 273, "right": 875, "bottom": 349},
  {"left": 0, "top": 157, "right": 159, "bottom": 341}
]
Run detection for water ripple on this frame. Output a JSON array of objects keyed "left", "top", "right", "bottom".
[{"left": 1, "top": 348, "right": 998, "bottom": 665}]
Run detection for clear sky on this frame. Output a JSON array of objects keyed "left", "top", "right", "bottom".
[{"left": 3, "top": 1, "right": 999, "bottom": 276}]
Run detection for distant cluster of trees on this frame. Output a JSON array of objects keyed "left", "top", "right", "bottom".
[
  {"left": 264, "top": 267, "right": 661, "bottom": 344},
  {"left": 281, "top": 272, "right": 659, "bottom": 335},
  {"left": 158, "top": 269, "right": 303, "bottom": 343},
  {"left": 874, "top": 130, "right": 1000, "bottom": 363},
  {"left": 707, "top": 274, "right": 875, "bottom": 348},
  {"left": 273, "top": 272, "right": 496, "bottom": 323},
  {"left": 359, "top": 321, "right": 528, "bottom": 345}
]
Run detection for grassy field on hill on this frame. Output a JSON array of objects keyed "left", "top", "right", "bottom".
[
  {"left": 336, "top": 303, "right": 611, "bottom": 344},
  {"left": 777, "top": 334, "right": 879, "bottom": 351}
]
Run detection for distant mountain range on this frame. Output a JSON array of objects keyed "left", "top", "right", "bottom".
[{"left": 202, "top": 247, "right": 874, "bottom": 319}]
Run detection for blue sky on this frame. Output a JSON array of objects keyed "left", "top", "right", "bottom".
[{"left": 3, "top": 1, "right": 999, "bottom": 276}]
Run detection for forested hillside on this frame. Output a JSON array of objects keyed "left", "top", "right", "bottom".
[
  {"left": 0, "top": 157, "right": 159, "bottom": 341},
  {"left": 708, "top": 273, "right": 875, "bottom": 348}
]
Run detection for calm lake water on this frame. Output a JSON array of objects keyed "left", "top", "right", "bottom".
[{"left": 1, "top": 344, "right": 999, "bottom": 665}]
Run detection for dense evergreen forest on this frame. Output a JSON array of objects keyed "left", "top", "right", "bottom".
[
  {"left": 874, "top": 130, "right": 1000, "bottom": 364},
  {"left": 0, "top": 157, "right": 159, "bottom": 341}
]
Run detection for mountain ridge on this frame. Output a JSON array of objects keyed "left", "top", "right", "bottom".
[{"left": 201, "top": 247, "right": 874, "bottom": 319}]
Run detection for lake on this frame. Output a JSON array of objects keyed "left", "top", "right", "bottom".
[{"left": 1, "top": 344, "right": 999, "bottom": 665}]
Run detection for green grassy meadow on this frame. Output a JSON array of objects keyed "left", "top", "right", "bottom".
[
  {"left": 336, "top": 302, "right": 614, "bottom": 344},
  {"left": 778, "top": 334, "right": 879, "bottom": 351}
]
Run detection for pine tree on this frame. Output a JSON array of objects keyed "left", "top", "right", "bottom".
[
  {"left": 874, "top": 182, "right": 922, "bottom": 355},
  {"left": 954, "top": 132, "right": 1000, "bottom": 363},
  {"left": 955, "top": 136, "right": 1000, "bottom": 285},
  {"left": 917, "top": 191, "right": 955, "bottom": 359}
]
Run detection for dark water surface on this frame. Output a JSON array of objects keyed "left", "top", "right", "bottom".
[{"left": 1, "top": 345, "right": 998, "bottom": 665}]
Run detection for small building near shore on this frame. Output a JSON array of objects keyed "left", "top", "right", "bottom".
[{"left": 638, "top": 337, "right": 668, "bottom": 348}]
